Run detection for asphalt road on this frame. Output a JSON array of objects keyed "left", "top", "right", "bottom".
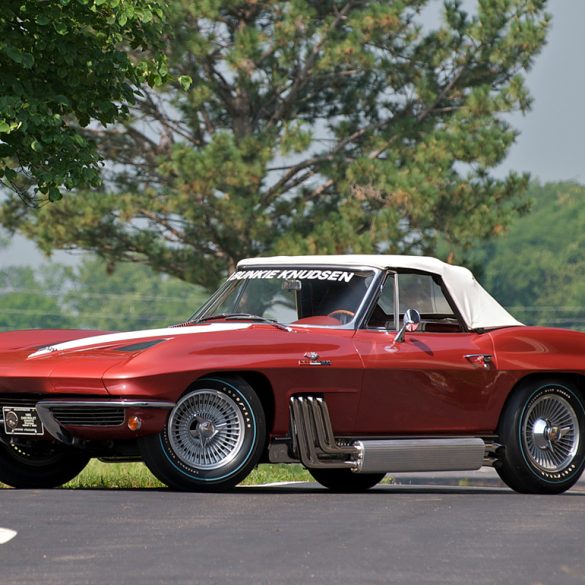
[{"left": 1, "top": 482, "right": 585, "bottom": 585}]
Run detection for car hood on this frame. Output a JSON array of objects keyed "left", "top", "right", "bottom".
[
  {"left": 27, "top": 323, "right": 254, "bottom": 359},
  {"left": 0, "top": 324, "right": 256, "bottom": 395}
]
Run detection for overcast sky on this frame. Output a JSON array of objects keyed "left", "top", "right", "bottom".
[
  {"left": 496, "top": 1, "right": 585, "bottom": 183},
  {"left": 1, "top": 1, "right": 582, "bottom": 268}
]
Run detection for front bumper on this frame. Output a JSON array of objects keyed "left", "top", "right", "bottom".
[{"left": 2, "top": 399, "right": 175, "bottom": 445}]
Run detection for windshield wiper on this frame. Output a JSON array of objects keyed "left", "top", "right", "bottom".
[
  {"left": 192, "top": 313, "right": 250, "bottom": 323},
  {"left": 193, "top": 313, "right": 292, "bottom": 332},
  {"left": 225, "top": 314, "right": 292, "bottom": 332}
]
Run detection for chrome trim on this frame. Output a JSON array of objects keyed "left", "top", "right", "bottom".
[
  {"left": 36, "top": 400, "right": 176, "bottom": 409},
  {"left": 36, "top": 404, "right": 74, "bottom": 445},
  {"left": 355, "top": 438, "right": 485, "bottom": 473},
  {"left": 483, "top": 442, "right": 502, "bottom": 466},
  {"left": 393, "top": 272, "right": 400, "bottom": 332},
  {"left": 36, "top": 400, "right": 175, "bottom": 445},
  {"left": 394, "top": 308, "right": 421, "bottom": 343}
]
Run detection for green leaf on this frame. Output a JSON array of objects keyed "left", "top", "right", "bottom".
[
  {"left": 36, "top": 15, "right": 50, "bottom": 25},
  {"left": 48, "top": 187, "right": 63, "bottom": 202},
  {"left": 178, "top": 75, "right": 192, "bottom": 91},
  {"left": 54, "top": 95, "right": 70, "bottom": 107},
  {"left": 4, "top": 46, "right": 22, "bottom": 64},
  {"left": 54, "top": 21, "right": 68, "bottom": 35},
  {"left": 72, "top": 134, "right": 86, "bottom": 147},
  {"left": 21, "top": 53, "right": 34, "bottom": 68},
  {"left": 0, "top": 121, "right": 11, "bottom": 133}
]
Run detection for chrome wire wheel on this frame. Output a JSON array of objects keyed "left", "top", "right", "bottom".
[
  {"left": 139, "top": 376, "right": 266, "bottom": 491},
  {"left": 523, "top": 393, "right": 580, "bottom": 473},
  {"left": 497, "top": 379, "right": 585, "bottom": 494},
  {"left": 168, "top": 389, "right": 245, "bottom": 470}
]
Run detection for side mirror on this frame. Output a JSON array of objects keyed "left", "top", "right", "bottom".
[{"left": 394, "top": 309, "right": 421, "bottom": 343}]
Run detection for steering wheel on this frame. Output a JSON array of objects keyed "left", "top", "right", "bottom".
[{"left": 327, "top": 309, "right": 356, "bottom": 324}]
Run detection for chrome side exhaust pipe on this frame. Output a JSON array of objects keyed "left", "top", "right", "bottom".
[
  {"left": 289, "top": 396, "right": 358, "bottom": 469},
  {"left": 289, "top": 396, "right": 485, "bottom": 473},
  {"left": 354, "top": 438, "right": 485, "bottom": 473}
]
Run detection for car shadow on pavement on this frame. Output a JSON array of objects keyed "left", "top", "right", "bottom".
[
  {"left": 235, "top": 483, "right": 585, "bottom": 496},
  {"left": 24, "top": 482, "right": 585, "bottom": 496}
]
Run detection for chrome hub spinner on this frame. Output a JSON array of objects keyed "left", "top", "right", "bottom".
[{"left": 190, "top": 418, "right": 218, "bottom": 445}]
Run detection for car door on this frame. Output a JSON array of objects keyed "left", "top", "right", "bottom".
[{"left": 353, "top": 271, "right": 500, "bottom": 435}]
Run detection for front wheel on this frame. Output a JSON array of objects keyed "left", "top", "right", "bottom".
[
  {"left": 139, "top": 376, "right": 266, "bottom": 491},
  {"left": 496, "top": 379, "right": 585, "bottom": 494},
  {"left": 309, "top": 468, "right": 385, "bottom": 492},
  {"left": 0, "top": 442, "right": 90, "bottom": 488}
]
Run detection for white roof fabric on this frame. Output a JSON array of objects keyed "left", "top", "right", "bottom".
[{"left": 238, "top": 255, "right": 523, "bottom": 330}]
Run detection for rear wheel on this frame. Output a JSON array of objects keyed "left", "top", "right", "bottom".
[
  {"left": 0, "top": 442, "right": 90, "bottom": 488},
  {"left": 309, "top": 468, "right": 385, "bottom": 492},
  {"left": 496, "top": 379, "right": 585, "bottom": 494},
  {"left": 139, "top": 376, "right": 266, "bottom": 491}
]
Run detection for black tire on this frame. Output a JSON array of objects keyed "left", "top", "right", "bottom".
[
  {"left": 0, "top": 441, "right": 90, "bottom": 488},
  {"left": 496, "top": 379, "right": 585, "bottom": 494},
  {"left": 139, "top": 376, "right": 266, "bottom": 491},
  {"left": 309, "top": 468, "right": 385, "bottom": 492}
]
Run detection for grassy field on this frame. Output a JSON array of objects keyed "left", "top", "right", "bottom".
[{"left": 0, "top": 460, "right": 313, "bottom": 489}]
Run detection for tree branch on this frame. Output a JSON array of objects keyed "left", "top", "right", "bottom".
[{"left": 266, "top": 1, "right": 355, "bottom": 128}]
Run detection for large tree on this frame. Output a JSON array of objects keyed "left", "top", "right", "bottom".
[
  {"left": 1, "top": 0, "right": 549, "bottom": 288},
  {"left": 0, "top": 0, "right": 170, "bottom": 202}
]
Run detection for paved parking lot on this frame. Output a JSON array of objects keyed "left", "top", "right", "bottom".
[{"left": 2, "top": 480, "right": 585, "bottom": 585}]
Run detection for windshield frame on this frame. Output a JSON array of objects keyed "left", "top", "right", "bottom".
[{"left": 190, "top": 264, "right": 384, "bottom": 329}]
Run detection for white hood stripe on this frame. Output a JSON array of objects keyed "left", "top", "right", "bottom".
[{"left": 28, "top": 323, "right": 252, "bottom": 358}]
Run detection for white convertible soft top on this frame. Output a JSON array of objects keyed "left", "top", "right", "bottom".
[{"left": 238, "top": 254, "right": 523, "bottom": 330}]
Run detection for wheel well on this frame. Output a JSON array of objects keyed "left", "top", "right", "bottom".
[
  {"left": 497, "top": 372, "right": 585, "bottom": 432},
  {"left": 195, "top": 371, "right": 276, "bottom": 435}
]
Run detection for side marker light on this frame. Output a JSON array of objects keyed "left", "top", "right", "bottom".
[{"left": 128, "top": 416, "right": 142, "bottom": 431}]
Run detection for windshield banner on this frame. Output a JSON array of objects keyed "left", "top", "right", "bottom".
[{"left": 229, "top": 269, "right": 355, "bottom": 283}]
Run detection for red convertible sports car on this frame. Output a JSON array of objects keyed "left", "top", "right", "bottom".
[{"left": 1, "top": 255, "right": 584, "bottom": 493}]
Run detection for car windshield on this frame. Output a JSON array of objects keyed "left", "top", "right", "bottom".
[{"left": 193, "top": 267, "right": 377, "bottom": 327}]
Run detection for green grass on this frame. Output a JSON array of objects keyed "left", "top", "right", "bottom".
[
  {"left": 0, "top": 461, "right": 313, "bottom": 490},
  {"left": 64, "top": 460, "right": 165, "bottom": 489},
  {"left": 241, "top": 463, "right": 312, "bottom": 486}
]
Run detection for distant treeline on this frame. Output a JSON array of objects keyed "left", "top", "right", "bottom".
[
  {"left": 471, "top": 180, "right": 585, "bottom": 330},
  {"left": 0, "top": 258, "right": 207, "bottom": 332}
]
